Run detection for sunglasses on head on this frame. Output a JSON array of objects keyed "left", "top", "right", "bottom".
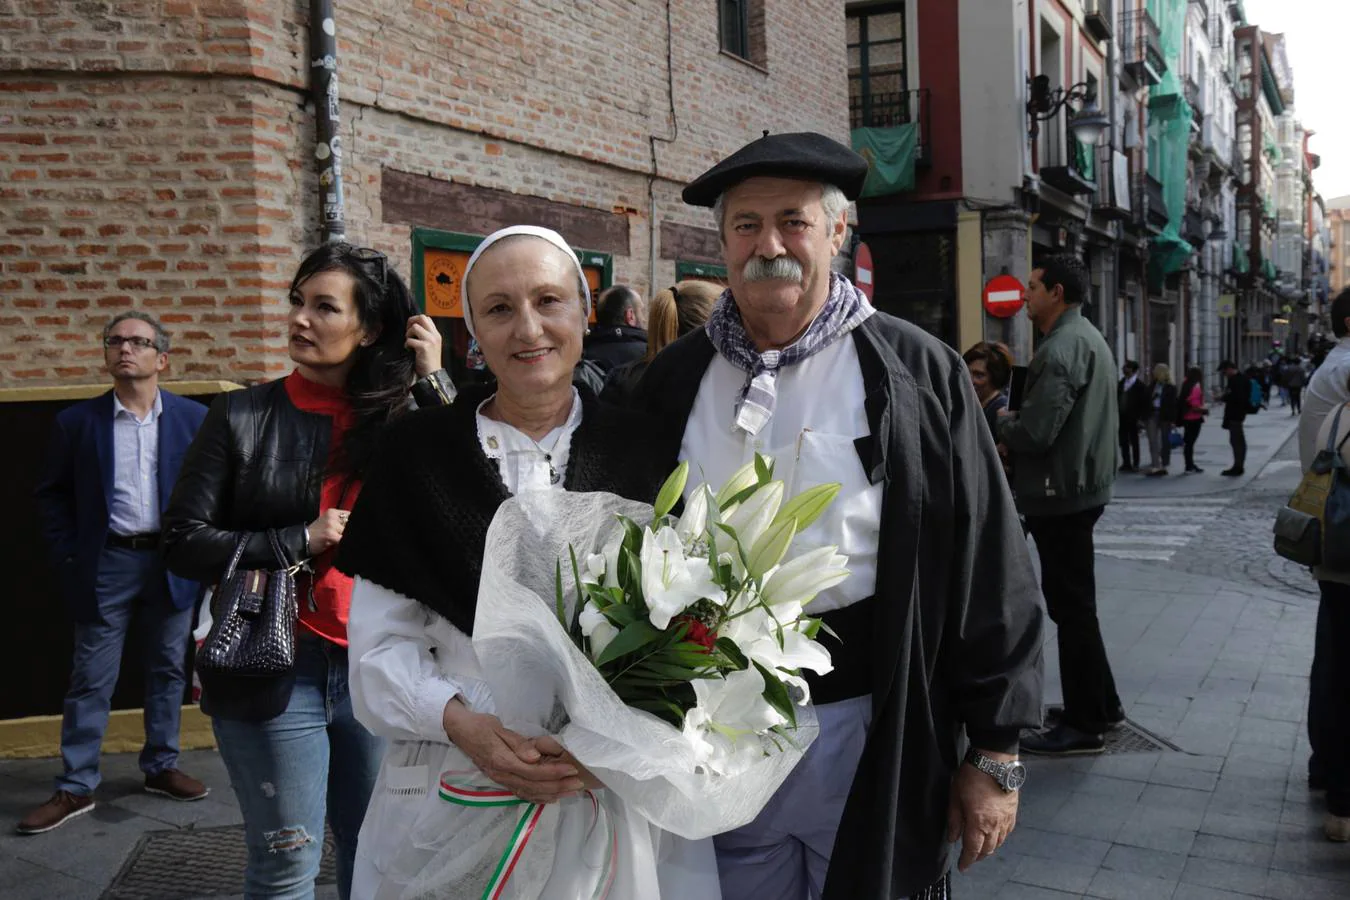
[{"left": 333, "top": 242, "right": 388, "bottom": 288}]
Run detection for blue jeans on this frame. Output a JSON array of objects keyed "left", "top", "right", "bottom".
[
  {"left": 58, "top": 545, "right": 194, "bottom": 796},
  {"left": 213, "top": 632, "right": 383, "bottom": 900}
]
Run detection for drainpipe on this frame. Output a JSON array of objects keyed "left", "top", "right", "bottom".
[{"left": 310, "top": 0, "right": 346, "bottom": 243}]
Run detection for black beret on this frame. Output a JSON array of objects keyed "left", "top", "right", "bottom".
[{"left": 682, "top": 131, "right": 869, "bottom": 208}]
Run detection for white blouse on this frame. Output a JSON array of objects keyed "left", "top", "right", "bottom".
[{"left": 475, "top": 388, "right": 583, "bottom": 494}]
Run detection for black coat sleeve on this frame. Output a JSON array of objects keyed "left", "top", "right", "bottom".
[
  {"left": 161, "top": 394, "right": 308, "bottom": 583},
  {"left": 943, "top": 359, "right": 1046, "bottom": 752}
]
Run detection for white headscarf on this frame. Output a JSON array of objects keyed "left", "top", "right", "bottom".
[{"left": 460, "top": 225, "right": 592, "bottom": 340}]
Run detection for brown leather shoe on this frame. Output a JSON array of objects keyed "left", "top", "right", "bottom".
[
  {"left": 144, "top": 769, "right": 209, "bottom": 801},
  {"left": 16, "top": 791, "right": 95, "bottom": 835}
]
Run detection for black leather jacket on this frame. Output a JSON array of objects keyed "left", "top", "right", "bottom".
[{"left": 162, "top": 370, "right": 454, "bottom": 582}]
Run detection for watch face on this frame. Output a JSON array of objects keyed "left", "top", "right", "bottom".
[{"left": 1004, "top": 761, "right": 1027, "bottom": 791}]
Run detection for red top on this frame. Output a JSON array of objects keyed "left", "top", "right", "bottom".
[
  {"left": 1181, "top": 383, "right": 1206, "bottom": 422},
  {"left": 284, "top": 369, "right": 362, "bottom": 646}
]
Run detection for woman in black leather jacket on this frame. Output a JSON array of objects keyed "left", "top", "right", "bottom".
[{"left": 162, "top": 242, "right": 453, "bottom": 900}]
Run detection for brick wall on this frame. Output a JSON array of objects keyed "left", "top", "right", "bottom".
[{"left": 1, "top": 0, "right": 847, "bottom": 385}]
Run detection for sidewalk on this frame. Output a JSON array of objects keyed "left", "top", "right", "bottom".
[{"left": 1114, "top": 404, "right": 1300, "bottom": 499}]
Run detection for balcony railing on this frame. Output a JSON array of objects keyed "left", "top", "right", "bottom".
[
  {"left": 1184, "top": 209, "right": 1207, "bottom": 246},
  {"left": 1038, "top": 115, "right": 1096, "bottom": 196},
  {"left": 1094, "top": 145, "right": 1132, "bottom": 220},
  {"left": 849, "top": 87, "right": 931, "bottom": 167},
  {"left": 1132, "top": 170, "right": 1170, "bottom": 233},
  {"left": 1121, "top": 8, "right": 1167, "bottom": 87},
  {"left": 1084, "top": 0, "right": 1113, "bottom": 42}
]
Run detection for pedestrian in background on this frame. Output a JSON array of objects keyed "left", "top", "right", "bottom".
[
  {"left": 582, "top": 283, "right": 647, "bottom": 373},
  {"left": 1296, "top": 287, "right": 1350, "bottom": 842},
  {"left": 1217, "top": 360, "right": 1252, "bottom": 476},
  {"left": 162, "top": 243, "right": 451, "bottom": 900},
  {"left": 1285, "top": 356, "right": 1308, "bottom": 416},
  {"left": 1000, "top": 255, "right": 1121, "bottom": 756},
  {"left": 1145, "top": 363, "right": 1178, "bottom": 477},
  {"left": 21, "top": 312, "right": 209, "bottom": 836},
  {"left": 1176, "top": 365, "right": 1208, "bottom": 474},
  {"left": 1117, "top": 360, "right": 1147, "bottom": 472},
  {"left": 963, "top": 340, "right": 1014, "bottom": 441},
  {"left": 602, "top": 279, "right": 719, "bottom": 405}
]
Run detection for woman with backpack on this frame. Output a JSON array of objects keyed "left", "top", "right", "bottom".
[
  {"left": 1176, "top": 366, "right": 1208, "bottom": 474},
  {"left": 1145, "top": 363, "right": 1179, "bottom": 477}
]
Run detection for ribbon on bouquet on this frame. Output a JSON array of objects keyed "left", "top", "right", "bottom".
[{"left": 439, "top": 773, "right": 617, "bottom": 900}]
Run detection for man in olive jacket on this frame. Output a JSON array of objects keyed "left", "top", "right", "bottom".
[{"left": 999, "top": 254, "right": 1121, "bottom": 756}]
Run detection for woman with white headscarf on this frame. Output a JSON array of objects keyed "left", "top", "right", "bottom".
[{"left": 336, "top": 227, "right": 716, "bottom": 898}]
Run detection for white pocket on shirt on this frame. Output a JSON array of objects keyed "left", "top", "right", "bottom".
[{"left": 791, "top": 430, "right": 883, "bottom": 610}]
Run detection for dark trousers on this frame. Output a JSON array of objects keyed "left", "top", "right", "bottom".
[
  {"left": 1182, "top": 420, "right": 1203, "bottom": 470},
  {"left": 1310, "top": 581, "right": 1350, "bottom": 816},
  {"left": 1118, "top": 418, "right": 1141, "bottom": 468},
  {"left": 1025, "top": 506, "right": 1121, "bottom": 734},
  {"left": 1290, "top": 387, "right": 1303, "bottom": 415},
  {"left": 1225, "top": 421, "right": 1247, "bottom": 471}
]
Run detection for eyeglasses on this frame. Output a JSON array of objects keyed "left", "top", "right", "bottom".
[
  {"left": 104, "top": 336, "right": 158, "bottom": 350},
  {"left": 334, "top": 242, "right": 388, "bottom": 288}
]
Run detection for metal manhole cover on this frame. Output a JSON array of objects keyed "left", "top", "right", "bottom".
[
  {"left": 103, "top": 824, "right": 336, "bottom": 899},
  {"left": 1022, "top": 712, "right": 1183, "bottom": 755}
]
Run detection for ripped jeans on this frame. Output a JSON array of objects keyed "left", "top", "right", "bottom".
[{"left": 213, "top": 632, "right": 384, "bottom": 899}]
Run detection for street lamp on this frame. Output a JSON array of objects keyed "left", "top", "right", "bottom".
[{"left": 1026, "top": 74, "right": 1110, "bottom": 145}]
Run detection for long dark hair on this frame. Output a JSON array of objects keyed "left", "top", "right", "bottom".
[{"left": 289, "top": 242, "right": 418, "bottom": 478}]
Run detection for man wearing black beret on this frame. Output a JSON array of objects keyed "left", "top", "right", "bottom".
[{"left": 634, "top": 131, "right": 1045, "bottom": 900}]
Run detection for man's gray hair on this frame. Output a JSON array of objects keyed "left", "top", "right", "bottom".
[
  {"left": 712, "top": 182, "right": 850, "bottom": 236},
  {"left": 103, "top": 311, "right": 169, "bottom": 353}
]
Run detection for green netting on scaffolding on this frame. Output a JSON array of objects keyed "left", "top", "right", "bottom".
[
  {"left": 1231, "top": 242, "right": 1250, "bottom": 274},
  {"left": 1146, "top": 0, "right": 1195, "bottom": 290}
]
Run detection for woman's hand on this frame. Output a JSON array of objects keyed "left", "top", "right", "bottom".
[
  {"left": 307, "top": 508, "right": 349, "bottom": 555},
  {"left": 532, "top": 735, "right": 605, "bottom": 791},
  {"left": 441, "top": 700, "right": 585, "bottom": 804},
  {"left": 407, "top": 314, "right": 443, "bottom": 378}
]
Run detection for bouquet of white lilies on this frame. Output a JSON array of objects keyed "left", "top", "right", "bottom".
[{"left": 566, "top": 455, "right": 848, "bottom": 775}]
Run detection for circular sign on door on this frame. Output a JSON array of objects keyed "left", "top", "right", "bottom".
[{"left": 983, "top": 274, "right": 1026, "bottom": 319}]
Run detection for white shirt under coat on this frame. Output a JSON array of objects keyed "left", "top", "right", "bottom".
[
  {"left": 680, "top": 335, "right": 883, "bottom": 614},
  {"left": 108, "top": 389, "right": 162, "bottom": 537},
  {"left": 347, "top": 389, "right": 717, "bottom": 900}
]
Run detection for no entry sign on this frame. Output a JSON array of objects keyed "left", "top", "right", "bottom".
[{"left": 983, "top": 274, "right": 1025, "bottom": 319}]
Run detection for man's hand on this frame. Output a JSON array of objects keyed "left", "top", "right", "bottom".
[
  {"left": 946, "top": 752, "right": 1020, "bottom": 872},
  {"left": 441, "top": 700, "right": 584, "bottom": 804},
  {"left": 533, "top": 735, "right": 605, "bottom": 791}
]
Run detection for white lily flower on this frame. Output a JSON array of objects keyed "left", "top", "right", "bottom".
[
  {"left": 714, "top": 460, "right": 760, "bottom": 508},
  {"left": 722, "top": 606, "right": 834, "bottom": 680},
  {"left": 577, "top": 600, "right": 618, "bottom": 662},
  {"left": 675, "top": 484, "right": 712, "bottom": 547},
  {"left": 679, "top": 668, "right": 786, "bottom": 774},
  {"left": 584, "top": 528, "right": 624, "bottom": 587},
  {"left": 722, "top": 481, "right": 784, "bottom": 555},
  {"left": 584, "top": 552, "right": 607, "bottom": 585},
  {"left": 760, "top": 546, "right": 850, "bottom": 617},
  {"left": 639, "top": 526, "right": 727, "bottom": 630}
]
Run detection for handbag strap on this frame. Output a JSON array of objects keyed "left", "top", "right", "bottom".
[
  {"left": 1326, "top": 404, "right": 1350, "bottom": 456},
  {"left": 266, "top": 528, "right": 292, "bottom": 570},
  {"left": 221, "top": 532, "right": 250, "bottom": 583}
]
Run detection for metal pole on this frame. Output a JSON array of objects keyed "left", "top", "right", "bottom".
[{"left": 310, "top": 0, "right": 346, "bottom": 243}]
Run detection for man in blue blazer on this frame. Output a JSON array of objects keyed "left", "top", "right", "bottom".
[{"left": 21, "top": 311, "right": 210, "bottom": 835}]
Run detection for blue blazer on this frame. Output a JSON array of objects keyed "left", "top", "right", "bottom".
[{"left": 34, "top": 389, "right": 209, "bottom": 619}]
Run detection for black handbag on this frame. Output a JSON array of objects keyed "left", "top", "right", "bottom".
[{"left": 198, "top": 530, "right": 300, "bottom": 678}]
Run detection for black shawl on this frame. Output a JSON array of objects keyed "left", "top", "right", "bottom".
[
  {"left": 632, "top": 314, "right": 1045, "bottom": 899},
  {"left": 335, "top": 384, "right": 676, "bottom": 634}
]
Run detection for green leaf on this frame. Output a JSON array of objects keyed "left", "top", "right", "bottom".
[
  {"left": 720, "top": 483, "right": 761, "bottom": 512},
  {"left": 755, "top": 661, "right": 797, "bottom": 729},
  {"left": 554, "top": 558, "right": 565, "bottom": 627},
  {"left": 653, "top": 461, "right": 690, "bottom": 520},
  {"left": 715, "top": 637, "right": 749, "bottom": 671},
  {"left": 601, "top": 603, "right": 639, "bottom": 627},
  {"left": 754, "top": 453, "right": 770, "bottom": 485},
  {"left": 593, "top": 620, "right": 663, "bottom": 668}
]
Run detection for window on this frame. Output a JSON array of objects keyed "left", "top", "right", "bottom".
[
  {"left": 848, "top": 4, "right": 907, "bottom": 128},
  {"left": 719, "top": 0, "right": 749, "bottom": 59}
]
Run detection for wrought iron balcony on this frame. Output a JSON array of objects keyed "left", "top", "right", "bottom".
[
  {"left": 1084, "top": 0, "right": 1113, "bottom": 42},
  {"left": 1121, "top": 9, "right": 1166, "bottom": 87},
  {"left": 1093, "top": 145, "right": 1132, "bottom": 220},
  {"left": 849, "top": 87, "right": 931, "bottom": 167},
  {"left": 1184, "top": 210, "right": 1207, "bottom": 247},
  {"left": 1132, "top": 170, "right": 1170, "bottom": 234},
  {"left": 1038, "top": 116, "right": 1097, "bottom": 196}
]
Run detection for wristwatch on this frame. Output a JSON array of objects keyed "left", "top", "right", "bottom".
[{"left": 964, "top": 748, "right": 1027, "bottom": 793}]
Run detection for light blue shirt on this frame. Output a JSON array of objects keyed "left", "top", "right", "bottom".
[{"left": 108, "top": 390, "right": 162, "bottom": 537}]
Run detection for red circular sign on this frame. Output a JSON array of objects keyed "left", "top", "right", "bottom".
[
  {"left": 983, "top": 274, "right": 1026, "bottom": 319},
  {"left": 854, "top": 242, "right": 874, "bottom": 301}
]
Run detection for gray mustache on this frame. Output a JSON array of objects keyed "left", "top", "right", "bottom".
[{"left": 743, "top": 256, "right": 804, "bottom": 283}]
